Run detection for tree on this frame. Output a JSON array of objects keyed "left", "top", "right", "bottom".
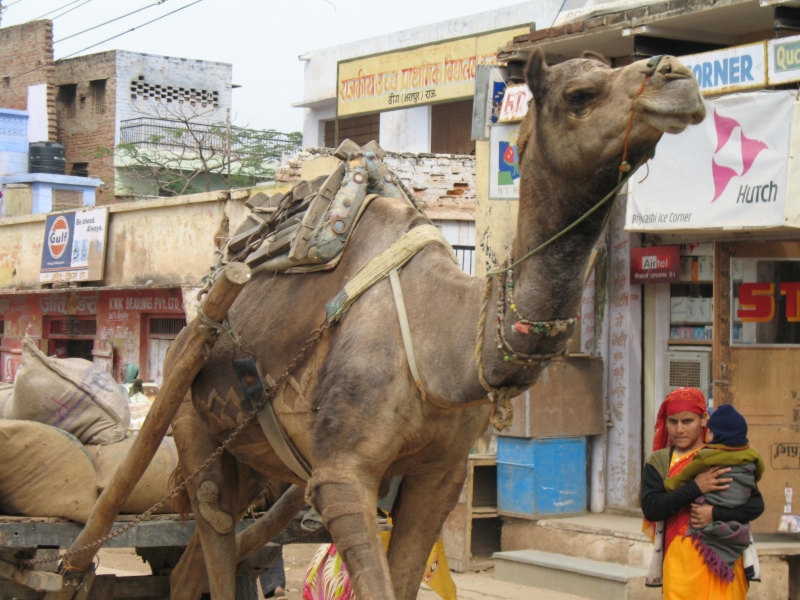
[{"left": 97, "top": 102, "right": 302, "bottom": 198}]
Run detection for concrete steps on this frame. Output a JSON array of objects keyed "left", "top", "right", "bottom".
[{"left": 493, "top": 550, "right": 658, "bottom": 600}]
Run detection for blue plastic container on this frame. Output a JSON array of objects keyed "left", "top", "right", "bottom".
[{"left": 496, "top": 436, "right": 587, "bottom": 519}]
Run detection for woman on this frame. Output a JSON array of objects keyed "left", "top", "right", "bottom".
[{"left": 641, "top": 387, "right": 764, "bottom": 599}]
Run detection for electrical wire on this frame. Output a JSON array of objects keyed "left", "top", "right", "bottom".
[
  {"left": 0, "top": 1, "right": 167, "bottom": 67},
  {"left": 60, "top": 0, "right": 205, "bottom": 59},
  {"left": 24, "top": 0, "right": 83, "bottom": 23},
  {"left": 47, "top": 0, "right": 94, "bottom": 22},
  {"left": 9, "top": 0, "right": 206, "bottom": 81}
]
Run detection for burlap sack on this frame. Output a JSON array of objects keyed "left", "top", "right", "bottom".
[
  {"left": 0, "top": 420, "right": 98, "bottom": 522},
  {"left": 0, "top": 383, "right": 12, "bottom": 418},
  {"left": 86, "top": 436, "right": 179, "bottom": 514},
  {"left": 8, "top": 339, "right": 130, "bottom": 444}
]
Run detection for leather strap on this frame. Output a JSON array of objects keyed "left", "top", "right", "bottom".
[
  {"left": 389, "top": 268, "right": 424, "bottom": 395},
  {"left": 234, "top": 356, "right": 312, "bottom": 482}
]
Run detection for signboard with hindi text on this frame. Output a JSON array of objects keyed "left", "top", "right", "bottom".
[
  {"left": 40, "top": 207, "right": 108, "bottom": 283},
  {"left": 336, "top": 27, "right": 528, "bottom": 118}
]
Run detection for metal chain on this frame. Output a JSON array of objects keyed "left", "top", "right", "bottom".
[{"left": 21, "top": 320, "right": 331, "bottom": 570}]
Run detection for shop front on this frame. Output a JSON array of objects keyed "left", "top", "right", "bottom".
[
  {"left": 628, "top": 84, "right": 800, "bottom": 533},
  {"left": 0, "top": 288, "right": 186, "bottom": 385}
]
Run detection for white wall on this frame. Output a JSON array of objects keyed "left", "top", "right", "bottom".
[
  {"left": 379, "top": 106, "right": 431, "bottom": 153},
  {"left": 303, "top": 101, "right": 336, "bottom": 148},
  {"left": 297, "top": 0, "right": 564, "bottom": 146},
  {"left": 114, "top": 51, "right": 233, "bottom": 146},
  {"left": 26, "top": 84, "right": 48, "bottom": 143}
]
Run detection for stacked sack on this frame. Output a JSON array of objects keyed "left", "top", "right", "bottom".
[{"left": 0, "top": 339, "right": 178, "bottom": 522}]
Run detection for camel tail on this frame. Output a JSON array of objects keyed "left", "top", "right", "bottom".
[{"left": 169, "top": 464, "right": 192, "bottom": 521}]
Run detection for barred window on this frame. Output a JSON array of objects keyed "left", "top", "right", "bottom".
[
  {"left": 91, "top": 80, "right": 107, "bottom": 114},
  {"left": 57, "top": 84, "right": 77, "bottom": 119},
  {"left": 52, "top": 189, "right": 83, "bottom": 211}
]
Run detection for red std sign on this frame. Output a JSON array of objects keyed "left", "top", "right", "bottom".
[{"left": 737, "top": 282, "right": 800, "bottom": 322}]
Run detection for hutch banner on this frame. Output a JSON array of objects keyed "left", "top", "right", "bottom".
[
  {"left": 626, "top": 91, "right": 796, "bottom": 232},
  {"left": 336, "top": 27, "right": 527, "bottom": 118},
  {"left": 40, "top": 207, "right": 108, "bottom": 283}
]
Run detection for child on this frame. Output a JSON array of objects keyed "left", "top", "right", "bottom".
[{"left": 664, "top": 404, "right": 765, "bottom": 583}]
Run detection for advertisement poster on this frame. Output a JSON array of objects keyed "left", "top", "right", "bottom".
[
  {"left": 40, "top": 207, "right": 108, "bottom": 283},
  {"left": 489, "top": 122, "right": 521, "bottom": 200},
  {"left": 627, "top": 91, "right": 794, "bottom": 231}
]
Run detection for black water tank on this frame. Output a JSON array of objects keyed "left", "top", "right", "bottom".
[{"left": 29, "top": 141, "right": 66, "bottom": 175}]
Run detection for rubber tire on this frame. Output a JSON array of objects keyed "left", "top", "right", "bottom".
[{"left": 236, "top": 575, "right": 259, "bottom": 600}]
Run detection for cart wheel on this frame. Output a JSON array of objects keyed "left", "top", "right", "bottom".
[{"left": 236, "top": 574, "right": 258, "bottom": 600}]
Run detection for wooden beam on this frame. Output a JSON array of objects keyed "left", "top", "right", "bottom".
[{"left": 65, "top": 263, "right": 252, "bottom": 572}]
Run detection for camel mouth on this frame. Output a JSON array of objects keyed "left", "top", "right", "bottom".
[{"left": 637, "top": 79, "right": 706, "bottom": 134}]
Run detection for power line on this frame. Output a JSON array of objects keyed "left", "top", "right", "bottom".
[
  {"left": 9, "top": 0, "right": 207, "bottom": 80},
  {"left": 61, "top": 0, "right": 206, "bottom": 59},
  {"left": 47, "top": 0, "right": 94, "bottom": 22},
  {"left": 24, "top": 0, "right": 83, "bottom": 23},
  {"left": 57, "top": 1, "right": 166, "bottom": 44},
  {"left": 0, "top": 1, "right": 166, "bottom": 68}
]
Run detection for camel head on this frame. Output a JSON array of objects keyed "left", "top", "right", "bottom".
[{"left": 519, "top": 49, "right": 705, "bottom": 181}]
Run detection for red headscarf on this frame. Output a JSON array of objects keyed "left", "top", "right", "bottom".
[{"left": 653, "top": 387, "right": 708, "bottom": 451}]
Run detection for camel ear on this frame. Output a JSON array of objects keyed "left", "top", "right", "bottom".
[
  {"left": 581, "top": 51, "right": 611, "bottom": 67},
  {"left": 525, "top": 48, "right": 550, "bottom": 103}
]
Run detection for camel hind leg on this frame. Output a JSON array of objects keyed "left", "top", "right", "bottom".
[
  {"left": 387, "top": 463, "right": 468, "bottom": 600},
  {"left": 307, "top": 466, "right": 396, "bottom": 600}
]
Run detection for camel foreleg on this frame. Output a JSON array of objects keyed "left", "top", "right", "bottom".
[
  {"left": 386, "top": 464, "right": 467, "bottom": 600},
  {"left": 171, "top": 410, "right": 239, "bottom": 600},
  {"left": 307, "top": 466, "right": 396, "bottom": 600}
]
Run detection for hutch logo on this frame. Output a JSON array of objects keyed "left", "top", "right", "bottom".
[
  {"left": 711, "top": 109, "right": 769, "bottom": 202},
  {"left": 47, "top": 216, "right": 70, "bottom": 259}
]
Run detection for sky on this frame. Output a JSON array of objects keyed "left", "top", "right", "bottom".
[{"left": 0, "top": 0, "right": 541, "bottom": 134}]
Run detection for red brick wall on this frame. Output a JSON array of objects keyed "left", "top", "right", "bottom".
[
  {"left": 0, "top": 20, "right": 57, "bottom": 140},
  {"left": 54, "top": 51, "right": 118, "bottom": 204}
]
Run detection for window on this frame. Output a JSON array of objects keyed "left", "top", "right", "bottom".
[
  {"left": 731, "top": 258, "right": 800, "bottom": 346},
  {"left": 149, "top": 317, "right": 187, "bottom": 337},
  {"left": 130, "top": 76, "right": 220, "bottom": 108},
  {"left": 324, "top": 114, "right": 380, "bottom": 148},
  {"left": 52, "top": 189, "right": 83, "bottom": 211},
  {"left": 0, "top": 320, "right": 4, "bottom": 336},
  {"left": 57, "top": 84, "right": 77, "bottom": 119},
  {"left": 71, "top": 163, "right": 89, "bottom": 177},
  {"left": 91, "top": 80, "right": 106, "bottom": 114},
  {"left": 49, "top": 317, "right": 97, "bottom": 337},
  {"left": 431, "top": 99, "right": 475, "bottom": 155}
]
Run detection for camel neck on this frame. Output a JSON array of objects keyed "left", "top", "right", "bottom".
[{"left": 477, "top": 156, "right": 619, "bottom": 390}]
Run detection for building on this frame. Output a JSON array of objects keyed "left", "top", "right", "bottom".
[
  {"left": 468, "top": 0, "right": 800, "bottom": 595},
  {"left": 0, "top": 187, "right": 250, "bottom": 385},
  {"left": 294, "top": 1, "right": 563, "bottom": 153}
]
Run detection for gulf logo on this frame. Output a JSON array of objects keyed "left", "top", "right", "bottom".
[{"left": 48, "top": 216, "right": 70, "bottom": 259}]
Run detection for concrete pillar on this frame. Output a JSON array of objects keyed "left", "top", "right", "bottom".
[
  {"left": 301, "top": 101, "right": 335, "bottom": 148},
  {"left": 604, "top": 192, "right": 644, "bottom": 511},
  {"left": 379, "top": 106, "right": 431, "bottom": 154}
]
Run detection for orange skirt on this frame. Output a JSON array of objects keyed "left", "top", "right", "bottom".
[{"left": 662, "top": 535, "right": 748, "bottom": 600}]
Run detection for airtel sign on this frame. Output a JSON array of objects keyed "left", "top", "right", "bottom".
[
  {"left": 737, "top": 282, "right": 800, "bottom": 322},
  {"left": 630, "top": 246, "right": 681, "bottom": 283}
]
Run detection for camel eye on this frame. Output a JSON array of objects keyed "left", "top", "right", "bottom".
[{"left": 565, "top": 89, "right": 595, "bottom": 106}]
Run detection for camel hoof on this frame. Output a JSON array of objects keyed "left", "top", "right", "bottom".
[{"left": 197, "top": 479, "right": 234, "bottom": 534}]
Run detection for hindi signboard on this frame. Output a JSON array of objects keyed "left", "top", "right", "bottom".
[
  {"left": 40, "top": 207, "right": 108, "bottom": 283},
  {"left": 336, "top": 27, "right": 528, "bottom": 118},
  {"left": 627, "top": 91, "right": 795, "bottom": 232}
]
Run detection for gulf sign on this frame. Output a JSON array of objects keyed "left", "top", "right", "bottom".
[
  {"left": 48, "top": 216, "right": 70, "bottom": 259},
  {"left": 630, "top": 246, "right": 680, "bottom": 283},
  {"left": 41, "top": 212, "right": 75, "bottom": 271},
  {"left": 679, "top": 42, "right": 766, "bottom": 96},
  {"left": 737, "top": 282, "right": 800, "bottom": 322}
]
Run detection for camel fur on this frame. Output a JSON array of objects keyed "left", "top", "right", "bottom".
[{"left": 168, "top": 50, "right": 705, "bottom": 599}]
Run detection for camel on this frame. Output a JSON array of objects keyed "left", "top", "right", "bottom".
[{"left": 167, "top": 49, "right": 705, "bottom": 599}]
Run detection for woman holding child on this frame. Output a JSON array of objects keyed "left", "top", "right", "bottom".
[{"left": 641, "top": 387, "right": 765, "bottom": 599}]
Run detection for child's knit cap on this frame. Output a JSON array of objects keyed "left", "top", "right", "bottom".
[{"left": 707, "top": 404, "right": 748, "bottom": 447}]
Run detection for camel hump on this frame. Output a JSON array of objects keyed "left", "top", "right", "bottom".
[{"left": 213, "top": 140, "right": 428, "bottom": 276}]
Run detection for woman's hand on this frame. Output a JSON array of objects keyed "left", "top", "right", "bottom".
[
  {"left": 694, "top": 466, "right": 732, "bottom": 494},
  {"left": 691, "top": 503, "right": 714, "bottom": 529}
]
